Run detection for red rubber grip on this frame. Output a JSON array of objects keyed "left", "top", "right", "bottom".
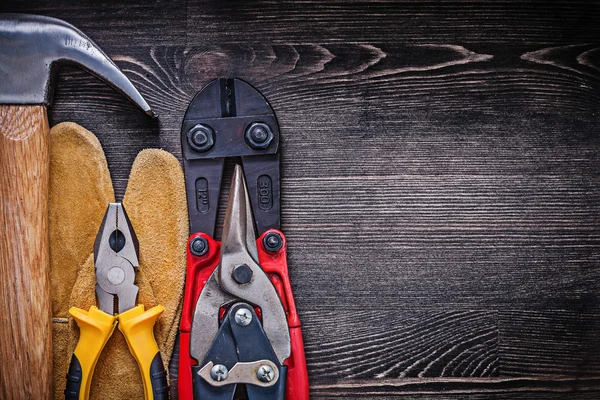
[
  {"left": 178, "top": 234, "right": 220, "bottom": 400},
  {"left": 178, "top": 230, "right": 309, "bottom": 400}
]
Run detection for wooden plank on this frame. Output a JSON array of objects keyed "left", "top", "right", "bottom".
[
  {"left": 185, "top": 1, "right": 600, "bottom": 45},
  {"left": 1, "top": 0, "right": 188, "bottom": 47},
  {"left": 302, "top": 310, "right": 498, "bottom": 380},
  {"left": 499, "top": 311, "right": 600, "bottom": 376},
  {"left": 310, "top": 376, "right": 600, "bottom": 398}
]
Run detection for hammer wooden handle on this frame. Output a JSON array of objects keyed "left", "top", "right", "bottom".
[{"left": 0, "top": 105, "right": 52, "bottom": 398}]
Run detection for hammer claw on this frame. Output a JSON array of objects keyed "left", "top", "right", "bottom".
[{"left": 0, "top": 13, "right": 155, "bottom": 117}]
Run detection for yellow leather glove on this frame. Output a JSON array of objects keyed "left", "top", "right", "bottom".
[{"left": 50, "top": 122, "right": 187, "bottom": 399}]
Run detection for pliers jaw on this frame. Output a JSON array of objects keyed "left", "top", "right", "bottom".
[{"left": 93, "top": 202, "right": 140, "bottom": 315}]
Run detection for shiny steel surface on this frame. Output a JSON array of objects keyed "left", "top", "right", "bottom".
[
  {"left": 218, "top": 165, "right": 290, "bottom": 363},
  {"left": 94, "top": 203, "right": 139, "bottom": 314},
  {"left": 198, "top": 360, "right": 279, "bottom": 388},
  {"left": 0, "top": 13, "right": 155, "bottom": 116}
]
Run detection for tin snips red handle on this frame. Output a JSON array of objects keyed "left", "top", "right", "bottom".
[{"left": 178, "top": 231, "right": 308, "bottom": 399}]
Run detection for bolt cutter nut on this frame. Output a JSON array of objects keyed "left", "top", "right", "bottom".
[
  {"left": 245, "top": 122, "right": 274, "bottom": 150},
  {"left": 263, "top": 232, "right": 283, "bottom": 252},
  {"left": 187, "top": 124, "right": 215, "bottom": 152},
  {"left": 190, "top": 237, "right": 209, "bottom": 257}
]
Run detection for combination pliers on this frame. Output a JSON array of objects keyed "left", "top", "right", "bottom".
[{"left": 65, "top": 203, "right": 168, "bottom": 400}]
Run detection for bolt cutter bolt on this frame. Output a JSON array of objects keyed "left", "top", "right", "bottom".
[
  {"left": 245, "top": 122, "right": 274, "bottom": 149},
  {"left": 257, "top": 365, "right": 275, "bottom": 383},
  {"left": 190, "top": 237, "right": 209, "bottom": 257},
  {"left": 234, "top": 308, "right": 253, "bottom": 326},
  {"left": 263, "top": 232, "right": 283, "bottom": 252},
  {"left": 187, "top": 124, "right": 215, "bottom": 152},
  {"left": 251, "top": 127, "right": 268, "bottom": 142},
  {"left": 210, "top": 364, "right": 228, "bottom": 382}
]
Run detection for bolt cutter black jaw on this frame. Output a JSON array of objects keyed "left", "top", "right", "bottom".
[{"left": 181, "top": 78, "right": 282, "bottom": 237}]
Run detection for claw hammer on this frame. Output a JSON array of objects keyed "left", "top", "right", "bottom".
[{"left": 0, "top": 14, "right": 154, "bottom": 398}]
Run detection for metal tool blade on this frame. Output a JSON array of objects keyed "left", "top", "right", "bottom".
[
  {"left": 218, "top": 165, "right": 291, "bottom": 363},
  {"left": 94, "top": 203, "right": 139, "bottom": 314}
]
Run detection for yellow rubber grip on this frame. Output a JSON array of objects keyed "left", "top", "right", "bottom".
[
  {"left": 118, "top": 304, "right": 165, "bottom": 400},
  {"left": 69, "top": 306, "right": 117, "bottom": 400}
]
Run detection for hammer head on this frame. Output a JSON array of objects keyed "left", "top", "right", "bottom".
[{"left": 0, "top": 13, "right": 154, "bottom": 116}]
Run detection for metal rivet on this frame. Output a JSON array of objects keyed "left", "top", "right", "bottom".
[
  {"left": 232, "top": 264, "right": 253, "bottom": 284},
  {"left": 234, "top": 308, "right": 253, "bottom": 326},
  {"left": 187, "top": 124, "right": 214, "bottom": 152},
  {"left": 245, "top": 122, "right": 274, "bottom": 150},
  {"left": 263, "top": 232, "right": 282, "bottom": 252},
  {"left": 257, "top": 364, "right": 275, "bottom": 383},
  {"left": 107, "top": 266, "right": 125, "bottom": 285},
  {"left": 190, "top": 237, "right": 209, "bottom": 257},
  {"left": 210, "top": 364, "right": 228, "bottom": 381}
]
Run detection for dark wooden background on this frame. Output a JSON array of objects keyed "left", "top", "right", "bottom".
[{"left": 4, "top": 1, "right": 600, "bottom": 398}]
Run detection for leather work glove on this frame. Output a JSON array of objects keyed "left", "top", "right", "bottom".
[{"left": 49, "top": 122, "right": 187, "bottom": 399}]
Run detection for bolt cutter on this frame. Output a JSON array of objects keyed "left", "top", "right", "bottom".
[
  {"left": 178, "top": 79, "right": 308, "bottom": 399},
  {"left": 65, "top": 203, "right": 168, "bottom": 400}
]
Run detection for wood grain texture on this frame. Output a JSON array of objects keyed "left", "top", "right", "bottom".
[
  {"left": 2, "top": 1, "right": 600, "bottom": 398},
  {"left": 0, "top": 105, "right": 52, "bottom": 399},
  {"left": 311, "top": 376, "right": 600, "bottom": 398}
]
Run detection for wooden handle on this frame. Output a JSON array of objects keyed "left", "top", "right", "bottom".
[{"left": 0, "top": 105, "right": 52, "bottom": 398}]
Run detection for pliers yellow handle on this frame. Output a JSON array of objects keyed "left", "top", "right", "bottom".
[
  {"left": 119, "top": 304, "right": 167, "bottom": 400},
  {"left": 65, "top": 304, "right": 168, "bottom": 400}
]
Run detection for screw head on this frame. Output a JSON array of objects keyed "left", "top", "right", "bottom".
[
  {"left": 234, "top": 308, "right": 253, "bottom": 326},
  {"left": 263, "top": 232, "right": 283, "bottom": 252},
  {"left": 187, "top": 124, "right": 215, "bottom": 152},
  {"left": 257, "top": 364, "right": 275, "bottom": 383},
  {"left": 232, "top": 264, "right": 253, "bottom": 284},
  {"left": 190, "top": 237, "right": 209, "bottom": 257},
  {"left": 210, "top": 364, "right": 228, "bottom": 381},
  {"left": 245, "top": 122, "right": 274, "bottom": 150}
]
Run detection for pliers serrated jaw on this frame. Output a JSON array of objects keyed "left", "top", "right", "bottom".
[{"left": 93, "top": 202, "right": 140, "bottom": 314}]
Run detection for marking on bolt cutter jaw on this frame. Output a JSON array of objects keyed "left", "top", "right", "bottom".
[
  {"left": 257, "top": 175, "right": 273, "bottom": 211},
  {"left": 196, "top": 178, "right": 210, "bottom": 213}
]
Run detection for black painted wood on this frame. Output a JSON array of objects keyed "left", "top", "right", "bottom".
[{"left": 3, "top": 1, "right": 600, "bottom": 398}]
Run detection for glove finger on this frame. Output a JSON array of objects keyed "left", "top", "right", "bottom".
[
  {"left": 123, "top": 149, "right": 188, "bottom": 365},
  {"left": 50, "top": 121, "right": 115, "bottom": 318},
  {"left": 49, "top": 122, "right": 114, "bottom": 400}
]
